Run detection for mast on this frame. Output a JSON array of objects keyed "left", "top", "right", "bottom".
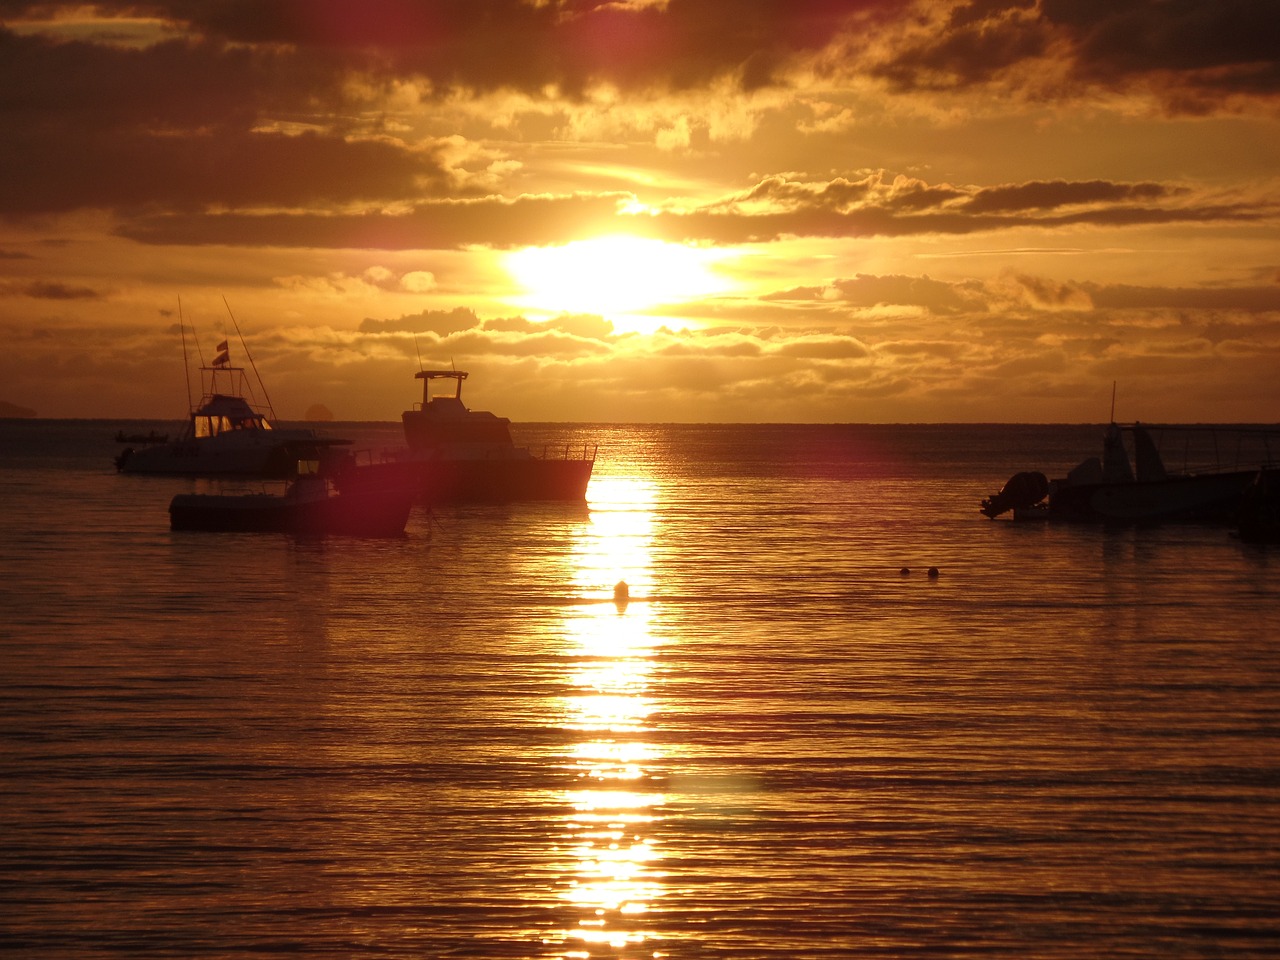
[
  {"left": 178, "top": 296, "right": 194, "bottom": 413},
  {"left": 223, "top": 297, "right": 278, "bottom": 421}
]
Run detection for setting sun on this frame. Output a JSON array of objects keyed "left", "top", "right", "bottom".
[{"left": 504, "top": 236, "right": 735, "bottom": 328}]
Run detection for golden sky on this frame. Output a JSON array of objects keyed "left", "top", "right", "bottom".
[{"left": 1, "top": 0, "right": 1278, "bottom": 422}]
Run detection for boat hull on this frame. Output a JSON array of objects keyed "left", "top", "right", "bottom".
[
  {"left": 121, "top": 435, "right": 342, "bottom": 478},
  {"left": 169, "top": 486, "right": 414, "bottom": 536},
  {"left": 1048, "top": 469, "right": 1259, "bottom": 523},
  {"left": 337, "top": 455, "right": 594, "bottom": 503}
]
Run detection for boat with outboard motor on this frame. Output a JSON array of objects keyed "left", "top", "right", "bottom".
[
  {"left": 168, "top": 460, "right": 415, "bottom": 536},
  {"left": 982, "top": 422, "right": 1279, "bottom": 524},
  {"left": 117, "top": 339, "right": 349, "bottom": 478},
  {"left": 333, "top": 369, "right": 595, "bottom": 503}
]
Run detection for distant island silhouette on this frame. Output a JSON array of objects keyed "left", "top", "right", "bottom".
[{"left": 0, "top": 400, "right": 36, "bottom": 418}]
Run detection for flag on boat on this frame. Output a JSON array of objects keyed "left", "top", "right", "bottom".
[
  {"left": 212, "top": 348, "right": 230, "bottom": 367},
  {"left": 215, "top": 340, "right": 228, "bottom": 352}
]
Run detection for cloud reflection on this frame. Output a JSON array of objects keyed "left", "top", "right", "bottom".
[{"left": 554, "top": 477, "right": 665, "bottom": 954}]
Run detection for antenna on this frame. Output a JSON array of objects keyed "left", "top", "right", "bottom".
[
  {"left": 178, "top": 296, "right": 193, "bottom": 412},
  {"left": 413, "top": 333, "right": 424, "bottom": 371},
  {"left": 1110, "top": 381, "right": 1118, "bottom": 423},
  {"left": 222, "top": 296, "right": 278, "bottom": 421}
]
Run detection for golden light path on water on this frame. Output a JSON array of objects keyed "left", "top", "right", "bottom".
[{"left": 553, "top": 477, "right": 666, "bottom": 956}]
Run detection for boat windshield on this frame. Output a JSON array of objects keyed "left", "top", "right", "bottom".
[{"left": 194, "top": 413, "right": 270, "bottom": 437}]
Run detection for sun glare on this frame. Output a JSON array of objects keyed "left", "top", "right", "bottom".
[{"left": 504, "top": 235, "right": 733, "bottom": 329}]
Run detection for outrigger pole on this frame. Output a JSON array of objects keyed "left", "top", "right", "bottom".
[
  {"left": 222, "top": 296, "right": 278, "bottom": 421},
  {"left": 178, "top": 296, "right": 194, "bottom": 413}
]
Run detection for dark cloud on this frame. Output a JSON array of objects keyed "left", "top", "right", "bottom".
[
  {"left": 117, "top": 192, "right": 629, "bottom": 248},
  {"left": 873, "top": 0, "right": 1280, "bottom": 108},
  {"left": 964, "top": 180, "right": 1177, "bottom": 214},
  {"left": 0, "top": 279, "right": 100, "bottom": 298},
  {"left": 105, "top": 170, "right": 1269, "bottom": 250},
  {"left": 2, "top": 1, "right": 1275, "bottom": 225},
  {"left": 3, "top": 0, "right": 881, "bottom": 96},
  {"left": 830, "top": 274, "right": 988, "bottom": 314},
  {"left": 359, "top": 307, "right": 480, "bottom": 335},
  {"left": 1041, "top": 0, "right": 1279, "bottom": 83},
  {"left": 1086, "top": 283, "right": 1280, "bottom": 312}
]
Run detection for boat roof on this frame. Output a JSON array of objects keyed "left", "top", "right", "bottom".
[
  {"left": 193, "top": 393, "right": 265, "bottom": 419},
  {"left": 414, "top": 370, "right": 468, "bottom": 381}
]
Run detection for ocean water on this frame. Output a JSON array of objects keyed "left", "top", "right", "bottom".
[{"left": 2, "top": 420, "right": 1278, "bottom": 959}]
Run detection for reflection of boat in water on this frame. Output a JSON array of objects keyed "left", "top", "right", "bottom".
[
  {"left": 982, "top": 422, "right": 1279, "bottom": 524},
  {"left": 337, "top": 369, "right": 595, "bottom": 502},
  {"left": 116, "top": 341, "right": 349, "bottom": 478},
  {"left": 169, "top": 463, "right": 414, "bottom": 537}
]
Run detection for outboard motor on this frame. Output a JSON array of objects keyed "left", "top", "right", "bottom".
[{"left": 980, "top": 470, "right": 1049, "bottom": 519}]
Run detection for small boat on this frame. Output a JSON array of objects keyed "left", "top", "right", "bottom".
[
  {"left": 1236, "top": 469, "right": 1280, "bottom": 544},
  {"left": 168, "top": 464, "right": 415, "bottom": 537},
  {"left": 983, "top": 422, "right": 1279, "bottom": 524},
  {"left": 335, "top": 369, "right": 595, "bottom": 502},
  {"left": 117, "top": 339, "right": 349, "bottom": 478}
]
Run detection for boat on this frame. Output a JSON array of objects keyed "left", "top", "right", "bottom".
[
  {"left": 982, "top": 422, "right": 1279, "bottom": 524},
  {"left": 168, "top": 463, "right": 415, "bottom": 537},
  {"left": 117, "top": 340, "right": 349, "bottom": 478},
  {"left": 334, "top": 369, "right": 595, "bottom": 502},
  {"left": 1236, "top": 469, "right": 1280, "bottom": 544}
]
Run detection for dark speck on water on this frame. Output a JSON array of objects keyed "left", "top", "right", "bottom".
[{"left": 2, "top": 420, "right": 1278, "bottom": 958}]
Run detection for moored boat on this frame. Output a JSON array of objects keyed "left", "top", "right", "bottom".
[
  {"left": 982, "top": 422, "right": 1279, "bottom": 524},
  {"left": 1236, "top": 469, "right": 1280, "bottom": 544},
  {"left": 335, "top": 369, "right": 595, "bottom": 502},
  {"left": 168, "top": 464, "right": 414, "bottom": 537},
  {"left": 117, "top": 340, "right": 349, "bottom": 478}
]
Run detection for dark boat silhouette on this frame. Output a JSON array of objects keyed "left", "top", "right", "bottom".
[
  {"left": 117, "top": 338, "right": 348, "bottom": 478},
  {"left": 168, "top": 463, "right": 414, "bottom": 537},
  {"left": 336, "top": 369, "right": 595, "bottom": 503},
  {"left": 983, "top": 422, "right": 1279, "bottom": 524}
]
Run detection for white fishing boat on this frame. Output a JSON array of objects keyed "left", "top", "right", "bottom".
[{"left": 116, "top": 336, "right": 348, "bottom": 478}]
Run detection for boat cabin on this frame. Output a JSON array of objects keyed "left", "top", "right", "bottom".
[
  {"left": 402, "top": 370, "right": 515, "bottom": 451},
  {"left": 190, "top": 393, "right": 273, "bottom": 438}
]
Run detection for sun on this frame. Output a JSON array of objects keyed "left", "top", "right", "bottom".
[{"left": 503, "top": 235, "right": 734, "bottom": 331}]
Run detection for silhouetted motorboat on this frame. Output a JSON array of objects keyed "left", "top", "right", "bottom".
[
  {"left": 168, "top": 465, "right": 414, "bottom": 537},
  {"left": 335, "top": 369, "right": 595, "bottom": 502},
  {"left": 1236, "top": 469, "right": 1280, "bottom": 544},
  {"left": 982, "top": 422, "right": 1279, "bottom": 524},
  {"left": 117, "top": 339, "right": 349, "bottom": 478}
]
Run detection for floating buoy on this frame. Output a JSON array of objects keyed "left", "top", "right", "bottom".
[
  {"left": 614, "top": 580, "right": 629, "bottom": 601},
  {"left": 927, "top": 566, "right": 939, "bottom": 578},
  {"left": 899, "top": 567, "right": 910, "bottom": 576}
]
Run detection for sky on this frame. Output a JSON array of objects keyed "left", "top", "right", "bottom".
[{"left": 1, "top": 0, "right": 1278, "bottom": 423}]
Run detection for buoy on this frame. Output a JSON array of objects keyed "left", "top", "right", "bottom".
[
  {"left": 927, "top": 566, "right": 939, "bottom": 578},
  {"left": 899, "top": 567, "right": 910, "bottom": 576}
]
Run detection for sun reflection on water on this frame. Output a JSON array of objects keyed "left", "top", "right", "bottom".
[{"left": 552, "top": 477, "right": 666, "bottom": 956}]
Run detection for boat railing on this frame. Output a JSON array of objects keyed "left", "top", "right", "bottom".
[
  {"left": 538, "top": 442, "right": 597, "bottom": 462},
  {"left": 339, "top": 442, "right": 597, "bottom": 466},
  {"left": 1125, "top": 423, "right": 1280, "bottom": 476}
]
